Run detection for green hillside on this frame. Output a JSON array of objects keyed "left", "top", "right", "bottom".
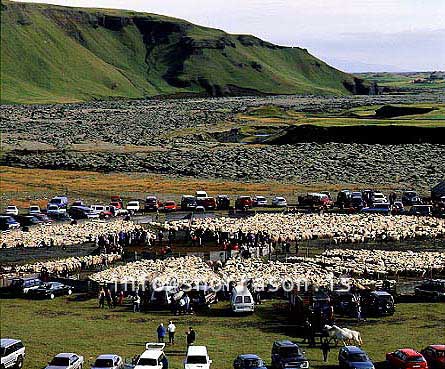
[{"left": 0, "top": 0, "right": 370, "bottom": 104}]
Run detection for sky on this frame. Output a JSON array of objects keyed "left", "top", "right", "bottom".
[{"left": 15, "top": 0, "right": 445, "bottom": 72}]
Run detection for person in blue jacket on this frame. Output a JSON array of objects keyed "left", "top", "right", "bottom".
[{"left": 157, "top": 323, "right": 166, "bottom": 343}]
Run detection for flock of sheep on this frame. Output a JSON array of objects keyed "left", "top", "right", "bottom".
[
  {"left": 88, "top": 248, "right": 445, "bottom": 289},
  {"left": 0, "top": 219, "right": 143, "bottom": 248},
  {"left": 161, "top": 213, "right": 445, "bottom": 243}
]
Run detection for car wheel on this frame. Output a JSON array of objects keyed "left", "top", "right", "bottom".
[
  {"left": 68, "top": 289, "right": 73, "bottom": 295},
  {"left": 15, "top": 356, "right": 24, "bottom": 369},
  {"left": 50, "top": 293, "right": 55, "bottom": 300}
]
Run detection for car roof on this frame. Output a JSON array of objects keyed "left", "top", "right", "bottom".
[
  {"left": 187, "top": 346, "right": 208, "bottom": 356},
  {"left": 344, "top": 346, "right": 365, "bottom": 354},
  {"left": 96, "top": 354, "right": 119, "bottom": 360},
  {"left": 429, "top": 345, "right": 445, "bottom": 350},
  {"left": 140, "top": 350, "right": 163, "bottom": 359},
  {"left": 274, "top": 340, "right": 298, "bottom": 348},
  {"left": 1, "top": 338, "right": 20, "bottom": 347},
  {"left": 372, "top": 290, "right": 391, "bottom": 296},
  {"left": 55, "top": 353, "right": 78, "bottom": 358},
  {"left": 399, "top": 349, "right": 422, "bottom": 356},
  {"left": 238, "top": 354, "right": 261, "bottom": 360}
]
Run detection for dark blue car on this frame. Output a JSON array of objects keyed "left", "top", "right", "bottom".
[
  {"left": 234, "top": 354, "right": 267, "bottom": 369},
  {"left": 339, "top": 346, "right": 374, "bottom": 369}
]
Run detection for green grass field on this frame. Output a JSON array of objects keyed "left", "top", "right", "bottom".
[
  {"left": 0, "top": 0, "right": 361, "bottom": 104},
  {"left": 1, "top": 296, "right": 443, "bottom": 369}
]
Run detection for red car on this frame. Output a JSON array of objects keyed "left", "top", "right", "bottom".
[
  {"left": 387, "top": 349, "right": 428, "bottom": 369},
  {"left": 422, "top": 345, "right": 445, "bottom": 369},
  {"left": 163, "top": 201, "right": 177, "bottom": 212},
  {"left": 197, "top": 196, "right": 217, "bottom": 210},
  {"left": 235, "top": 196, "right": 253, "bottom": 210}
]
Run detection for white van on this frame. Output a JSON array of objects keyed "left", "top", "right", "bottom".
[
  {"left": 230, "top": 286, "right": 255, "bottom": 313},
  {"left": 130, "top": 343, "right": 168, "bottom": 369},
  {"left": 195, "top": 191, "right": 208, "bottom": 199},
  {"left": 184, "top": 346, "right": 212, "bottom": 369}
]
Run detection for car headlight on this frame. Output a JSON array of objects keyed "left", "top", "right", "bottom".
[{"left": 300, "top": 361, "right": 309, "bottom": 368}]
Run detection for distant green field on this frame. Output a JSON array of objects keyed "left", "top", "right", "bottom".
[
  {"left": 355, "top": 72, "right": 445, "bottom": 91},
  {"left": 1, "top": 297, "right": 443, "bottom": 369}
]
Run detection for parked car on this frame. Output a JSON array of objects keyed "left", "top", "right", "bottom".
[
  {"left": 184, "top": 346, "right": 212, "bottom": 369},
  {"left": 233, "top": 354, "right": 267, "bottom": 369},
  {"left": 163, "top": 201, "right": 177, "bottom": 212},
  {"left": 32, "top": 213, "right": 52, "bottom": 224},
  {"left": 110, "top": 196, "right": 123, "bottom": 208},
  {"left": 350, "top": 192, "right": 365, "bottom": 211},
  {"left": 68, "top": 206, "right": 99, "bottom": 220},
  {"left": 48, "top": 212, "right": 73, "bottom": 222},
  {"left": 45, "top": 353, "right": 84, "bottom": 369},
  {"left": 337, "top": 190, "right": 352, "bottom": 209},
  {"left": 126, "top": 201, "right": 141, "bottom": 214},
  {"left": 415, "top": 279, "right": 445, "bottom": 301},
  {"left": 5, "top": 205, "right": 19, "bottom": 216},
  {"left": 410, "top": 205, "right": 433, "bottom": 217},
  {"left": 91, "top": 354, "right": 124, "bottom": 369},
  {"left": 131, "top": 343, "right": 168, "bottom": 369},
  {"left": 48, "top": 196, "right": 69, "bottom": 209},
  {"left": 421, "top": 345, "right": 445, "bottom": 369},
  {"left": 145, "top": 196, "right": 160, "bottom": 211},
  {"left": 197, "top": 197, "right": 217, "bottom": 210},
  {"left": 252, "top": 196, "right": 267, "bottom": 207},
  {"left": 272, "top": 197, "right": 287, "bottom": 207},
  {"left": 402, "top": 190, "right": 422, "bottom": 206},
  {"left": 13, "top": 215, "right": 42, "bottom": 228},
  {"left": 28, "top": 282, "right": 73, "bottom": 299},
  {"left": 231, "top": 286, "right": 254, "bottom": 314},
  {"left": 91, "top": 205, "right": 114, "bottom": 219},
  {"left": 361, "top": 290, "right": 395, "bottom": 316},
  {"left": 0, "top": 215, "right": 21, "bottom": 231},
  {"left": 181, "top": 196, "right": 197, "bottom": 211},
  {"left": 0, "top": 338, "right": 25, "bottom": 369},
  {"left": 28, "top": 205, "right": 41, "bottom": 215},
  {"left": 47, "top": 204, "right": 67, "bottom": 217},
  {"left": 9, "top": 277, "right": 42, "bottom": 295},
  {"left": 386, "top": 349, "right": 428, "bottom": 369},
  {"left": 371, "top": 192, "right": 388, "bottom": 205},
  {"left": 298, "top": 193, "right": 333, "bottom": 208},
  {"left": 271, "top": 340, "right": 309, "bottom": 369},
  {"left": 216, "top": 195, "right": 231, "bottom": 210},
  {"left": 235, "top": 196, "right": 253, "bottom": 210},
  {"left": 361, "top": 203, "right": 392, "bottom": 215},
  {"left": 392, "top": 201, "right": 405, "bottom": 215},
  {"left": 339, "top": 346, "right": 374, "bottom": 369}
]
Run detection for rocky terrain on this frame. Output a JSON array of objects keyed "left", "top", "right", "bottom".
[{"left": 2, "top": 93, "right": 444, "bottom": 191}]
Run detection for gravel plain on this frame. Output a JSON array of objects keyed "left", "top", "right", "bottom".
[{"left": 1, "top": 93, "right": 444, "bottom": 191}]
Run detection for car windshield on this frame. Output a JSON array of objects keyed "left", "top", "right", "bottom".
[
  {"left": 187, "top": 356, "right": 207, "bottom": 364},
  {"left": 94, "top": 359, "right": 114, "bottom": 367},
  {"left": 349, "top": 353, "right": 369, "bottom": 362},
  {"left": 242, "top": 359, "right": 264, "bottom": 368},
  {"left": 136, "top": 358, "right": 158, "bottom": 366},
  {"left": 408, "top": 356, "right": 425, "bottom": 363},
  {"left": 436, "top": 351, "right": 445, "bottom": 358},
  {"left": 50, "top": 199, "right": 62, "bottom": 204},
  {"left": 279, "top": 347, "right": 301, "bottom": 358},
  {"left": 50, "top": 357, "right": 70, "bottom": 366}
]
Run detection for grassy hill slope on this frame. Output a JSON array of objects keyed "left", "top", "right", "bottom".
[{"left": 1, "top": 0, "right": 370, "bottom": 104}]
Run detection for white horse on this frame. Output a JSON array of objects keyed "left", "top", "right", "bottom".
[
  {"left": 342, "top": 327, "right": 363, "bottom": 346},
  {"left": 324, "top": 325, "right": 362, "bottom": 346}
]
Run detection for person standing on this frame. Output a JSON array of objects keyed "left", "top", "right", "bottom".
[
  {"left": 321, "top": 339, "right": 330, "bottom": 362},
  {"left": 186, "top": 327, "right": 196, "bottom": 347},
  {"left": 98, "top": 287, "right": 105, "bottom": 309},
  {"left": 157, "top": 323, "right": 166, "bottom": 343},
  {"left": 133, "top": 293, "right": 141, "bottom": 313},
  {"left": 167, "top": 320, "right": 176, "bottom": 345}
]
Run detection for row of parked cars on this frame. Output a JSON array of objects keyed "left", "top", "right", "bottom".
[{"left": 2, "top": 339, "right": 444, "bottom": 369}]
